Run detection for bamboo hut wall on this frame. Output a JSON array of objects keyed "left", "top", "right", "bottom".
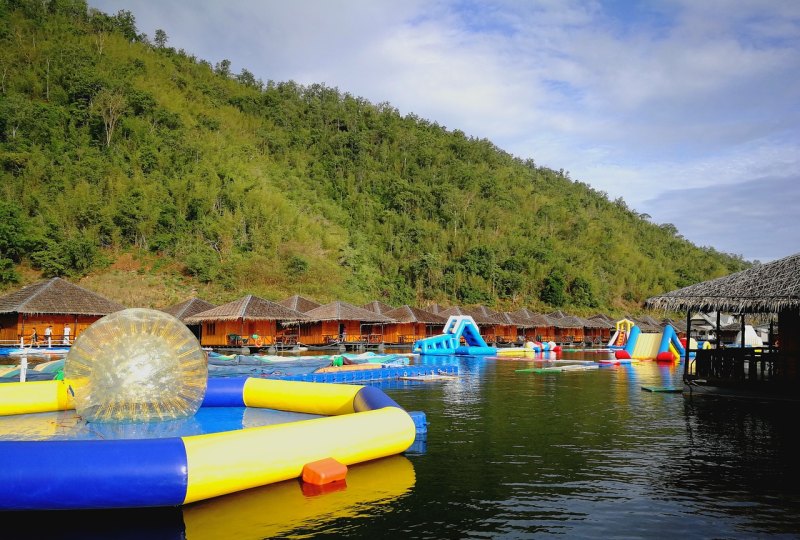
[
  {"left": 301, "top": 321, "right": 359, "bottom": 345},
  {"left": 478, "top": 324, "right": 497, "bottom": 342},
  {"left": 553, "top": 326, "right": 584, "bottom": 344},
  {"left": 524, "top": 325, "right": 555, "bottom": 342},
  {"left": 384, "top": 322, "right": 427, "bottom": 344},
  {"left": 13, "top": 313, "right": 103, "bottom": 345},
  {"left": 494, "top": 324, "right": 517, "bottom": 343},
  {"left": 584, "top": 326, "right": 610, "bottom": 344},
  {"left": 200, "top": 320, "right": 277, "bottom": 347},
  {"left": 426, "top": 323, "right": 444, "bottom": 337},
  {"left": 0, "top": 314, "right": 17, "bottom": 343},
  {"left": 343, "top": 321, "right": 362, "bottom": 342}
]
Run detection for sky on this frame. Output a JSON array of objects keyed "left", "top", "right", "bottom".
[{"left": 88, "top": 0, "right": 800, "bottom": 263}]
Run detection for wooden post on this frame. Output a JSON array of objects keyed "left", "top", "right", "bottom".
[
  {"left": 684, "top": 309, "right": 692, "bottom": 378},
  {"left": 740, "top": 314, "right": 745, "bottom": 348},
  {"left": 716, "top": 311, "right": 721, "bottom": 349}
]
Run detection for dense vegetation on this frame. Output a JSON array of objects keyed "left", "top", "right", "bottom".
[{"left": 0, "top": 0, "right": 748, "bottom": 313}]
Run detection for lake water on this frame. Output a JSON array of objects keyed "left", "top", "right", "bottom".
[{"left": 4, "top": 350, "right": 800, "bottom": 539}]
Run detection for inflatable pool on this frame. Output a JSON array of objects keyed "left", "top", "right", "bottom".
[{"left": 0, "top": 376, "right": 418, "bottom": 511}]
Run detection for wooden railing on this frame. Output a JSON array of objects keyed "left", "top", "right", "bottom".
[{"left": 686, "top": 347, "right": 794, "bottom": 386}]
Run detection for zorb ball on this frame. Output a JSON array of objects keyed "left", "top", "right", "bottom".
[{"left": 64, "top": 308, "right": 208, "bottom": 422}]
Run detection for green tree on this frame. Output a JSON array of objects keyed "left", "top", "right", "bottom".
[
  {"left": 540, "top": 273, "right": 566, "bottom": 307},
  {"left": 154, "top": 28, "right": 167, "bottom": 48},
  {"left": 569, "top": 276, "right": 597, "bottom": 307},
  {"left": 91, "top": 88, "right": 127, "bottom": 147}
]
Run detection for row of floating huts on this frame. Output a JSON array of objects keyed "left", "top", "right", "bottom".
[{"left": 0, "top": 277, "right": 689, "bottom": 350}]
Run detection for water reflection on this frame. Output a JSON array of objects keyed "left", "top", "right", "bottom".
[
  {"left": 674, "top": 397, "right": 800, "bottom": 534},
  {"left": 3, "top": 350, "right": 800, "bottom": 538}
]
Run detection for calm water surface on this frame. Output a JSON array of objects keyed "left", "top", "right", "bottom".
[{"left": 6, "top": 350, "right": 800, "bottom": 539}]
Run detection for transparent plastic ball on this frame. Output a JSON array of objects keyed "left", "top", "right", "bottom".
[{"left": 64, "top": 308, "right": 208, "bottom": 423}]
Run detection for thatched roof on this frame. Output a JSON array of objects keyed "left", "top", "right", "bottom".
[
  {"left": 161, "top": 297, "right": 216, "bottom": 322},
  {"left": 551, "top": 315, "right": 586, "bottom": 329},
  {"left": 438, "top": 306, "right": 497, "bottom": 325},
  {"left": 184, "top": 295, "right": 308, "bottom": 323},
  {"left": 362, "top": 300, "right": 395, "bottom": 314},
  {"left": 0, "top": 277, "right": 125, "bottom": 316},
  {"left": 384, "top": 305, "right": 446, "bottom": 324},
  {"left": 304, "top": 301, "right": 395, "bottom": 323},
  {"left": 548, "top": 310, "right": 569, "bottom": 319},
  {"left": 506, "top": 309, "right": 534, "bottom": 327},
  {"left": 511, "top": 309, "right": 555, "bottom": 328},
  {"left": 646, "top": 253, "right": 800, "bottom": 313},
  {"left": 470, "top": 305, "right": 509, "bottom": 325},
  {"left": 511, "top": 308, "right": 537, "bottom": 320},
  {"left": 496, "top": 311, "right": 525, "bottom": 326},
  {"left": 582, "top": 317, "right": 609, "bottom": 329},
  {"left": 425, "top": 303, "right": 446, "bottom": 314},
  {"left": 587, "top": 313, "right": 615, "bottom": 327},
  {"left": 278, "top": 294, "right": 321, "bottom": 313}
]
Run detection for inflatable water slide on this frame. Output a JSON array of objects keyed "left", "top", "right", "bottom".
[
  {"left": 608, "top": 319, "right": 635, "bottom": 349},
  {"left": 412, "top": 316, "right": 497, "bottom": 356},
  {"left": 614, "top": 323, "right": 695, "bottom": 362}
]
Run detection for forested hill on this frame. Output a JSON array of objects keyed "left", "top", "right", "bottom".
[{"left": 0, "top": 0, "right": 748, "bottom": 313}]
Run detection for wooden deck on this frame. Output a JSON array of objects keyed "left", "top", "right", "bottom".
[{"left": 684, "top": 347, "right": 800, "bottom": 399}]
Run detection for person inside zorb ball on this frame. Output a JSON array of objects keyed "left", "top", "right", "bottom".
[{"left": 64, "top": 308, "right": 208, "bottom": 423}]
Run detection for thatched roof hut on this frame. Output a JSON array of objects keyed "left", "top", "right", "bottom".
[
  {"left": 0, "top": 277, "right": 125, "bottom": 315},
  {"left": 304, "top": 301, "right": 394, "bottom": 323},
  {"left": 278, "top": 294, "right": 321, "bottom": 313},
  {"left": 362, "top": 300, "right": 395, "bottom": 315},
  {"left": 645, "top": 253, "right": 800, "bottom": 313},
  {"left": 160, "top": 297, "right": 216, "bottom": 322},
  {"left": 184, "top": 295, "right": 308, "bottom": 324}
]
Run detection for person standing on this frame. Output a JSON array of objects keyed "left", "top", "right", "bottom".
[
  {"left": 30, "top": 328, "right": 39, "bottom": 347},
  {"left": 44, "top": 325, "right": 53, "bottom": 347},
  {"left": 63, "top": 323, "right": 71, "bottom": 345}
]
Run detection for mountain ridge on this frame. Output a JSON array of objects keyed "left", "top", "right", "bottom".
[{"left": 0, "top": 0, "right": 749, "bottom": 314}]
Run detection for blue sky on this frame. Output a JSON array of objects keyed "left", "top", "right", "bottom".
[{"left": 89, "top": 0, "right": 800, "bottom": 263}]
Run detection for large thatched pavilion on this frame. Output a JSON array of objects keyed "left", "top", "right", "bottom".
[
  {"left": 645, "top": 252, "right": 800, "bottom": 400},
  {"left": 0, "top": 277, "right": 125, "bottom": 346}
]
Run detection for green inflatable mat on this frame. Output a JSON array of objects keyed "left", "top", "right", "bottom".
[
  {"left": 641, "top": 386, "right": 682, "bottom": 393},
  {"left": 517, "top": 365, "right": 599, "bottom": 373}
]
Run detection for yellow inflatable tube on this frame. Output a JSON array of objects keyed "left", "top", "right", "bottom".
[
  {"left": 0, "top": 377, "right": 418, "bottom": 511},
  {"left": 184, "top": 406, "right": 414, "bottom": 503},
  {"left": 0, "top": 379, "right": 73, "bottom": 416}
]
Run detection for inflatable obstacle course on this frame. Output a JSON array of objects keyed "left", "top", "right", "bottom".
[
  {"left": 412, "top": 316, "right": 497, "bottom": 356},
  {"left": 613, "top": 323, "right": 695, "bottom": 361}
]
